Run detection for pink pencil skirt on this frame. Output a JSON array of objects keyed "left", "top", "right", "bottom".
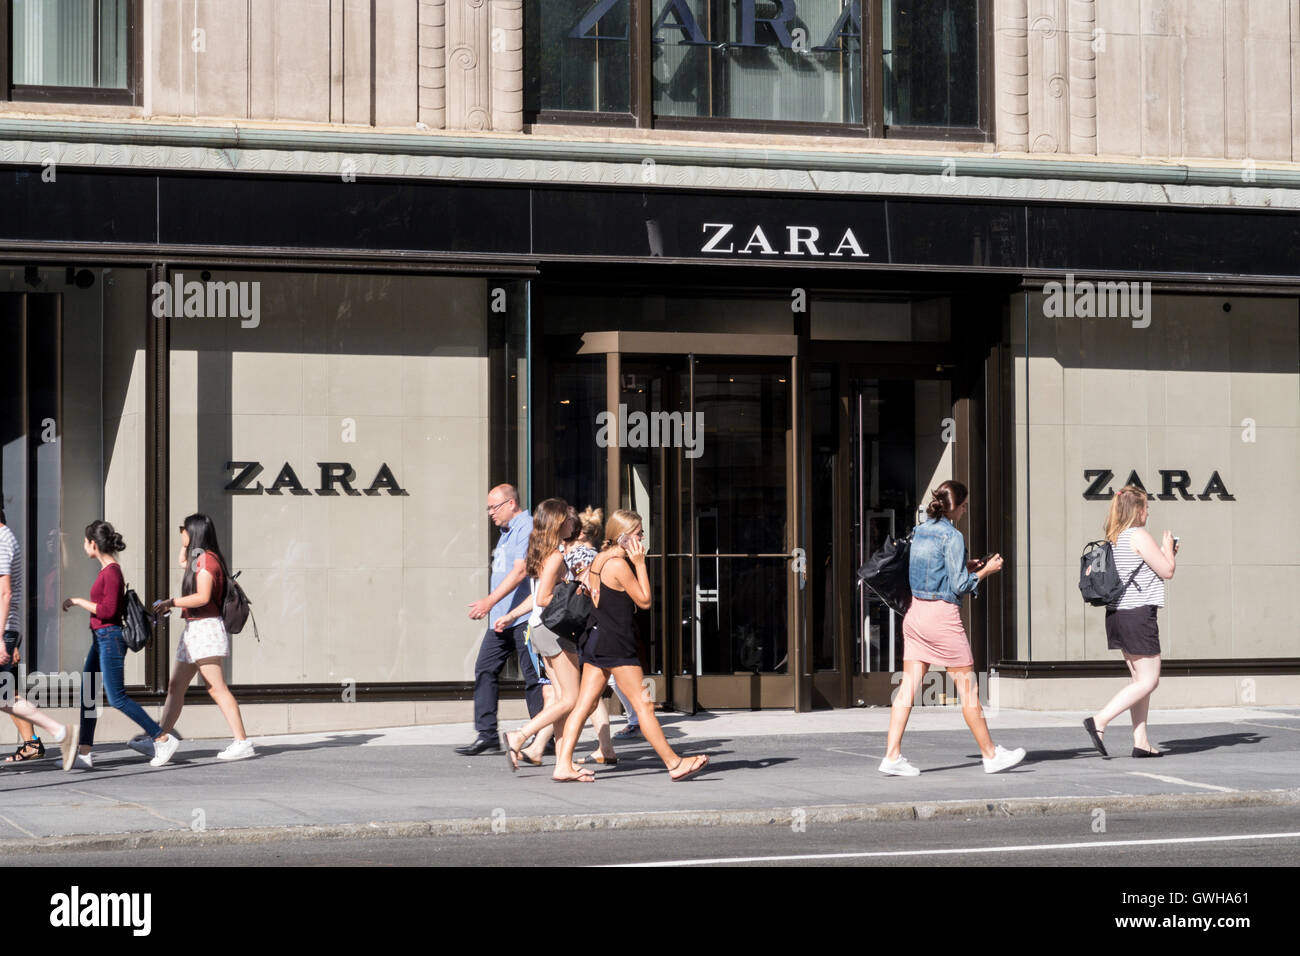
[{"left": 902, "top": 597, "right": 974, "bottom": 667}]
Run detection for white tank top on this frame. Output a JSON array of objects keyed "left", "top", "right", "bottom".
[
  {"left": 527, "top": 549, "right": 570, "bottom": 627},
  {"left": 1113, "top": 527, "right": 1164, "bottom": 609}
]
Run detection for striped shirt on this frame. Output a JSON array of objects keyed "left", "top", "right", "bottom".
[
  {"left": 0, "top": 524, "right": 21, "bottom": 633},
  {"left": 1113, "top": 527, "right": 1164, "bottom": 610}
]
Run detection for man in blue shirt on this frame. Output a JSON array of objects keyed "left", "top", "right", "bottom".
[{"left": 455, "top": 484, "right": 544, "bottom": 755}]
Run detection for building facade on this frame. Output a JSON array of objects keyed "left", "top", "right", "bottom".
[{"left": 1, "top": 1, "right": 1297, "bottom": 733}]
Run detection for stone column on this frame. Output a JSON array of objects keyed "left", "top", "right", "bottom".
[
  {"left": 445, "top": 0, "right": 490, "bottom": 130},
  {"left": 996, "top": 0, "right": 1029, "bottom": 151},
  {"left": 1068, "top": 0, "right": 1098, "bottom": 154},
  {"left": 418, "top": 0, "right": 446, "bottom": 129},
  {"left": 489, "top": 0, "right": 523, "bottom": 133}
]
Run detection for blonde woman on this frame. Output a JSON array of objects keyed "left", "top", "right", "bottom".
[
  {"left": 496, "top": 499, "right": 585, "bottom": 771},
  {"left": 1083, "top": 485, "right": 1178, "bottom": 759},
  {"left": 552, "top": 509, "right": 708, "bottom": 783}
]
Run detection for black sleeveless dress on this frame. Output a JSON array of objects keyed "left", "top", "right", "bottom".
[{"left": 582, "top": 557, "right": 641, "bottom": 669}]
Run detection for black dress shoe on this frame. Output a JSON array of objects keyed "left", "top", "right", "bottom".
[
  {"left": 1082, "top": 717, "right": 1108, "bottom": 757},
  {"left": 454, "top": 737, "right": 502, "bottom": 756},
  {"left": 1131, "top": 747, "right": 1163, "bottom": 758}
]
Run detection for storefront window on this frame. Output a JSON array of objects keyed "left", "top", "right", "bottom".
[
  {"left": 526, "top": 0, "right": 632, "bottom": 114},
  {"left": 10, "top": 0, "right": 132, "bottom": 91},
  {"left": 882, "top": 0, "right": 979, "bottom": 128},
  {"left": 527, "top": 0, "right": 983, "bottom": 134},
  {"left": 167, "top": 272, "right": 523, "bottom": 686},
  {"left": 1013, "top": 292, "right": 1300, "bottom": 662},
  {"left": 0, "top": 267, "right": 148, "bottom": 682}
]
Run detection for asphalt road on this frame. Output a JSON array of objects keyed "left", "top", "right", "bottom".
[{"left": 6, "top": 805, "right": 1297, "bottom": 867}]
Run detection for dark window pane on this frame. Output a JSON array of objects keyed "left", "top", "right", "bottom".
[
  {"left": 12, "top": 0, "right": 130, "bottom": 89},
  {"left": 526, "top": 0, "right": 631, "bottom": 113},
  {"left": 883, "top": 0, "right": 980, "bottom": 127}
]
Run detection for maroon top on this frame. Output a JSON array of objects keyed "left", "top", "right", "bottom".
[
  {"left": 183, "top": 552, "right": 225, "bottom": 621},
  {"left": 90, "top": 562, "right": 125, "bottom": 630}
]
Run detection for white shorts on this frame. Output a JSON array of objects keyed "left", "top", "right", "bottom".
[{"left": 177, "top": 616, "right": 230, "bottom": 663}]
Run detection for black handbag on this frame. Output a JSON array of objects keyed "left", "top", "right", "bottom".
[
  {"left": 540, "top": 580, "right": 594, "bottom": 640},
  {"left": 856, "top": 529, "right": 914, "bottom": 616},
  {"left": 120, "top": 587, "right": 152, "bottom": 652}
]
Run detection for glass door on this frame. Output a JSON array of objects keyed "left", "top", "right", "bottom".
[{"left": 618, "top": 356, "right": 796, "bottom": 711}]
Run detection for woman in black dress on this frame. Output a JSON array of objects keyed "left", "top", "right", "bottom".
[{"left": 551, "top": 509, "right": 709, "bottom": 782}]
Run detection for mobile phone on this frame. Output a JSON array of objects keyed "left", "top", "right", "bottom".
[
  {"left": 616, "top": 533, "right": 631, "bottom": 549},
  {"left": 1173, "top": 536, "right": 1180, "bottom": 549}
]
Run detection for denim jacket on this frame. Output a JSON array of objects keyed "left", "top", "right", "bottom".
[{"left": 908, "top": 517, "right": 980, "bottom": 605}]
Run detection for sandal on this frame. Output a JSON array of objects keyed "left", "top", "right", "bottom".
[
  {"left": 3, "top": 739, "right": 45, "bottom": 763},
  {"left": 501, "top": 732, "right": 525, "bottom": 772},
  {"left": 669, "top": 753, "right": 709, "bottom": 782},
  {"left": 577, "top": 752, "right": 619, "bottom": 766},
  {"left": 553, "top": 767, "right": 596, "bottom": 783}
]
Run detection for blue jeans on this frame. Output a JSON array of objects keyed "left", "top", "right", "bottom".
[{"left": 79, "top": 627, "right": 162, "bottom": 747}]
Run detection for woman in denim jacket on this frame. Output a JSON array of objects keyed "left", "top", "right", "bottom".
[{"left": 880, "top": 480, "right": 1025, "bottom": 776}]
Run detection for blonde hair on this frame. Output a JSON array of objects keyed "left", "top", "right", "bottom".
[
  {"left": 602, "top": 509, "right": 642, "bottom": 549},
  {"left": 577, "top": 506, "right": 603, "bottom": 545},
  {"left": 1104, "top": 485, "right": 1148, "bottom": 544}
]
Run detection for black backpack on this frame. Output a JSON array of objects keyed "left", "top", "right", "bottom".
[
  {"left": 222, "top": 571, "right": 261, "bottom": 642},
  {"left": 856, "top": 530, "right": 914, "bottom": 616},
  {"left": 120, "top": 586, "right": 152, "bottom": 652},
  {"left": 540, "top": 580, "right": 594, "bottom": 640},
  {"left": 1078, "top": 540, "right": 1141, "bottom": 608}
]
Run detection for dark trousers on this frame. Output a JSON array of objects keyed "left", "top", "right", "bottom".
[{"left": 472, "top": 621, "right": 543, "bottom": 738}]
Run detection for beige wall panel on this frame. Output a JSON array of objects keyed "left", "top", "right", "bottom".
[
  {"left": 375, "top": 0, "right": 420, "bottom": 127},
  {"left": 343, "top": 0, "right": 372, "bottom": 124},
  {"left": 192, "top": 0, "right": 248, "bottom": 118},
  {"left": 1222, "top": 0, "right": 1248, "bottom": 158},
  {"left": 1140, "top": 33, "right": 1180, "bottom": 158},
  {"left": 151, "top": 0, "right": 184, "bottom": 116},
  {"left": 1027, "top": 423, "right": 1067, "bottom": 560},
  {"left": 230, "top": 569, "right": 308, "bottom": 683},
  {"left": 1164, "top": 371, "right": 1230, "bottom": 427},
  {"left": 400, "top": 417, "right": 489, "bottom": 569},
  {"left": 248, "top": 0, "right": 277, "bottom": 120},
  {"left": 1245, "top": 2, "right": 1294, "bottom": 160},
  {"left": 230, "top": 353, "right": 305, "bottom": 417},
  {"left": 1164, "top": 564, "right": 1231, "bottom": 659},
  {"left": 1231, "top": 565, "right": 1300, "bottom": 657},
  {"left": 269, "top": 0, "right": 332, "bottom": 122},
  {"left": 315, "top": 568, "right": 403, "bottom": 680},
  {"left": 1026, "top": 562, "right": 1068, "bottom": 659},
  {"left": 1181, "top": 34, "right": 1225, "bottom": 159},
  {"left": 1096, "top": 0, "right": 1139, "bottom": 34},
  {"left": 1229, "top": 429, "right": 1300, "bottom": 566},
  {"left": 1094, "top": 31, "right": 1142, "bottom": 154}
]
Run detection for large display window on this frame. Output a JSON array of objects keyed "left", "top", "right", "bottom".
[
  {"left": 166, "top": 271, "right": 527, "bottom": 687},
  {"left": 1013, "top": 292, "right": 1300, "bottom": 662}
]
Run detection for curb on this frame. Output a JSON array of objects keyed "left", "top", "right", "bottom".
[{"left": 2, "top": 788, "right": 1297, "bottom": 855}]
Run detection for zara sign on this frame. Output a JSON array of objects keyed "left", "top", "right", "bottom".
[{"left": 571, "top": 0, "right": 862, "bottom": 51}]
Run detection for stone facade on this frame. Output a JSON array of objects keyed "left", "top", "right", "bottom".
[{"left": 0, "top": 1, "right": 1288, "bottom": 164}]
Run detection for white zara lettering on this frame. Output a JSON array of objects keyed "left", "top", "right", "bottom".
[
  {"left": 701, "top": 223, "right": 869, "bottom": 258},
  {"left": 49, "top": 886, "right": 152, "bottom": 937}
]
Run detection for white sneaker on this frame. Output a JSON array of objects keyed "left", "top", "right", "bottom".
[
  {"left": 217, "top": 738, "right": 256, "bottom": 761},
  {"left": 150, "top": 735, "right": 181, "bottom": 767},
  {"left": 983, "top": 744, "right": 1026, "bottom": 774},
  {"left": 127, "top": 734, "right": 156, "bottom": 758},
  {"left": 73, "top": 752, "right": 94, "bottom": 770},
  {"left": 878, "top": 755, "right": 921, "bottom": 776}
]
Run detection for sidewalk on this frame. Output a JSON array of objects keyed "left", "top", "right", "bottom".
[{"left": 0, "top": 706, "right": 1296, "bottom": 850}]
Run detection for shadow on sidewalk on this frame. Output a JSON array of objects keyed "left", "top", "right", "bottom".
[{"left": 1156, "top": 731, "right": 1265, "bottom": 755}]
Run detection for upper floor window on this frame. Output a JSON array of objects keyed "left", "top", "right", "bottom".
[
  {"left": 2, "top": 0, "right": 141, "bottom": 105},
  {"left": 525, "top": 0, "right": 988, "bottom": 139}
]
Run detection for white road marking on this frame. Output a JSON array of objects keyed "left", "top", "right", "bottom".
[
  {"left": 1241, "top": 722, "right": 1300, "bottom": 733},
  {"left": 1126, "top": 772, "right": 1237, "bottom": 793},
  {"left": 0, "top": 812, "right": 36, "bottom": 839},
  {"left": 606, "top": 831, "right": 1300, "bottom": 867},
  {"left": 826, "top": 749, "right": 882, "bottom": 759}
]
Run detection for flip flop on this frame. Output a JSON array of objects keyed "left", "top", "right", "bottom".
[
  {"left": 576, "top": 753, "right": 619, "bottom": 766},
  {"left": 669, "top": 753, "right": 709, "bottom": 782},
  {"left": 501, "top": 733, "right": 522, "bottom": 772},
  {"left": 553, "top": 769, "right": 596, "bottom": 783},
  {"left": 1082, "top": 717, "right": 1108, "bottom": 758}
]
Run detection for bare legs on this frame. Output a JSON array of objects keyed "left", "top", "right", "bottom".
[
  {"left": 1093, "top": 653, "right": 1161, "bottom": 751},
  {"left": 507, "top": 649, "right": 581, "bottom": 763},
  {"left": 553, "top": 664, "right": 607, "bottom": 781},
  {"left": 884, "top": 659, "right": 927, "bottom": 761},
  {"left": 885, "top": 661, "right": 995, "bottom": 760},
  {"left": 157, "top": 658, "right": 248, "bottom": 741},
  {"left": 0, "top": 698, "right": 68, "bottom": 738},
  {"left": 589, "top": 698, "right": 616, "bottom": 760}
]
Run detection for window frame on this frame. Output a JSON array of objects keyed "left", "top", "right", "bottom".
[
  {"left": 526, "top": 0, "right": 992, "bottom": 141},
  {"left": 1, "top": 0, "right": 143, "bottom": 107}
]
